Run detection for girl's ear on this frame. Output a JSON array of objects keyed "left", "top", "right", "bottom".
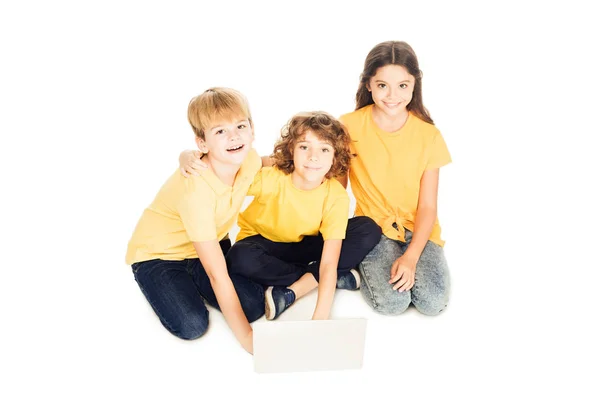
[
  {"left": 366, "top": 82, "right": 371, "bottom": 92},
  {"left": 195, "top": 136, "right": 209, "bottom": 153}
]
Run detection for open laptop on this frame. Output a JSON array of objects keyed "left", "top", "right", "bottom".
[{"left": 253, "top": 318, "right": 367, "bottom": 373}]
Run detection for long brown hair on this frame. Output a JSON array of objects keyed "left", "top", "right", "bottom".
[{"left": 355, "top": 41, "right": 433, "bottom": 125}]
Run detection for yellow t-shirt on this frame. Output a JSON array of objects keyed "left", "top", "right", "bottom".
[
  {"left": 340, "top": 105, "right": 451, "bottom": 246},
  {"left": 236, "top": 167, "right": 350, "bottom": 243},
  {"left": 126, "top": 149, "right": 261, "bottom": 264}
]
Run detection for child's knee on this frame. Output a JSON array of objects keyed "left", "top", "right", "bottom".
[
  {"left": 412, "top": 290, "right": 449, "bottom": 316},
  {"left": 227, "top": 242, "right": 261, "bottom": 274},
  {"left": 353, "top": 216, "right": 383, "bottom": 248},
  {"left": 377, "top": 292, "right": 411, "bottom": 315},
  {"left": 361, "top": 284, "right": 411, "bottom": 316},
  {"left": 169, "top": 312, "right": 209, "bottom": 340}
]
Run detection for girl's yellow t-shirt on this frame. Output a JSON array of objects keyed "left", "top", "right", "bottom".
[{"left": 340, "top": 105, "right": 451, "bottom": 247}]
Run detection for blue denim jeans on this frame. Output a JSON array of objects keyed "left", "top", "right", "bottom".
[
  {"left": 132, "top": 239, "right": 265, "bottom": 340},
  {"left": 359, "top": 230, "right": 450, "bottom": 316}
]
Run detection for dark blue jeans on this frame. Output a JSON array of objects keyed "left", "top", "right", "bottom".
[
  {"left": 132, "top": 239, "right": 265, "bottom": 340},
  {"left": 226, "top": 216, "right": 382, "bottom": 286}
]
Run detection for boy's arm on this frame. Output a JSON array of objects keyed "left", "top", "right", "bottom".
[
  {"left": 312, "top": 239, "right": 342, "bottom": 320},
  {"left": 193, "top": 240, "right": 253, "bottom": 353},
  {"left": 260, "top": 155, "right": 274, "bottom": 167},
  {"left": 179, "top": 151, "right": 272, "bottom": 176}
]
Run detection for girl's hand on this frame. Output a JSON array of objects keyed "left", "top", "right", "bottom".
[
  {"left": 179, "top": 150, "right": 208, "bottom": 177},
  {"left": 389, "top": 255, "right": 418, "bottom": 292}
]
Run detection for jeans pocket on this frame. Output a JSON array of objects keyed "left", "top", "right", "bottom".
[{"left": 131, "top": 262, "right": 141, "bottom": 274}]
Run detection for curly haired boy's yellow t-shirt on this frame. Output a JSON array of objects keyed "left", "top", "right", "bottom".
[
  {"left": 125, "top": 149, "right": 261, "bottom": 264},
  {"left": 340, "top": 105, "right": 451, "bottom": 247},
  {"left": 236, "top": 167, "right": 350, "bottom": 243}
]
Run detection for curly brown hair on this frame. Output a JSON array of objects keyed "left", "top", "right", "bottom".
[{"left": 272, "top": 111, "right": 353, "bottom": 179}]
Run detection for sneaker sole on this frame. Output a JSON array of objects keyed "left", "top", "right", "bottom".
[
  {"left": 350, "top": 269, "right": 361, "bottom": 289},
  {"left": 265, "top": 286, "right": 276, "bottom": 320}
]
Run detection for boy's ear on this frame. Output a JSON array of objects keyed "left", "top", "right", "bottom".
[{"left": 195, "top": 136, "right": 209, "bottom": 153}]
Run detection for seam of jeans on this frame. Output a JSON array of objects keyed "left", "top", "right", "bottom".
[{"left": 359, "top": 261, "right": 380, "bottom": 311}]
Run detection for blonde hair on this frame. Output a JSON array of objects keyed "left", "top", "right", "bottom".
[{"left": 187, "top": 87, "right": 252, "bottom": 140}]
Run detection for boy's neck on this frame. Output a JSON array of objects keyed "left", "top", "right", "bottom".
[
  {"left": 290, "top": 171, "right": 324, "bottom": 191},
  {"left": 206, "top": 157, "right": 241, "bottom": 187}
]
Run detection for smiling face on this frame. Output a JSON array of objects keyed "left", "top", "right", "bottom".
[
  {"left": 290, "top": 130, "right": 334, "bottom": 189},
  {"left": 367, "top": 64, "right": 415, "bottom": 120},
  {"left": 196, "top": 117, "right": 254, "bottom": 167}
]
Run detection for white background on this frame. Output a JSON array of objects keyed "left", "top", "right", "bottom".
[{"left": 1, "top": 1, "right": 599, "bottom": 399}]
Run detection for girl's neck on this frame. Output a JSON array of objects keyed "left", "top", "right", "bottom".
[
  {"left": 290, "top": 171, "right": 323, "bottom": 191},
  {"left": 371, "top": 105, "right": 409, "bottom": 133}
]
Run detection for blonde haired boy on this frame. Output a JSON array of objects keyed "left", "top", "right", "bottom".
[{"left": 126, "top": 88, "right": 262, "bottom": 353}]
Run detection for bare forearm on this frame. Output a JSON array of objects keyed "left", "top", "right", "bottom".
[
  {"left": 312, "top": 265, "right": 337, "bottom": 319},
  {"left": 193, "top": 240, "right": 252, "bottom": 352},
  {"left": 405, "top": 206, "right": 436, "bottom": 260},
  {"left": 261, "top": 155, "right": 274, "bottom": 167}
]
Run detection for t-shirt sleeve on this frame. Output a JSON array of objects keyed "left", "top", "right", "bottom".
[
  {"left": 319, "top": 184, "right": 350, "bottom": 240},
  {"left": 339, "top": 114, "right": 349, "bottom": 126},
  {"left": 177, "top": 180, "right": 217, "bottom": 242},
  {"left": 426, "top": 132, "right": 452, "bottom": 170},
  {"left": 249, "top": 166, "right": 280, "bottom": 199},
  {"left": 246, "top": 168, "right": 263, "bottom": 197}
]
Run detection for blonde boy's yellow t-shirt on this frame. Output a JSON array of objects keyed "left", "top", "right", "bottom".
[
  {"left": 340, "top": 105, "right": 451, "bottom": 247},
  {"left": 236, "top": 167, "right": 350, "bottom": 243},
  {"left": 125, "top": 149, "right": 261, "bottom": 264}
]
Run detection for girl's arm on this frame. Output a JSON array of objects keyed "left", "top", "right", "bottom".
[
  {"left": 389, "top": 168, "right": 439, "bottom": 292},
  {"left": 405, "top": 168, "right": 439, "bottom": 260},
  {"left": 179, "top": 150, "right": 206, "bottom": 177},
  {"left": 193, "top": 240, "right": 253, "bottom": 353},
  {"left": 312, "top": 239, "right": 343, "bottom": 320}
]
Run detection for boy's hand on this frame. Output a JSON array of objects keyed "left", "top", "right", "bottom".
[
  {"left": 389, "top": 254, "right": 417, "bottom": 292},
  {"left": 312, "top": 311, "right": 330, "bottom": 320},
  {"left": 240, "top": 329, "right": 254, "bottom": 354},
  {"left": 179, "top": 150, "right": 208, "bottom": 177}
]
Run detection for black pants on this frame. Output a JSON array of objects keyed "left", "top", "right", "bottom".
[{"left": 226, "top": 216, "right": 381, "bottom": 287}]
